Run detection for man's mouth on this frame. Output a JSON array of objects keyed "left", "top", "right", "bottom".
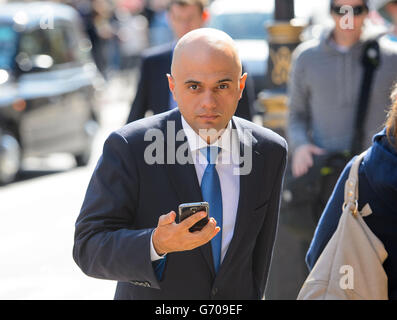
[{"left": 198, "top": 114, "right": 220, "bottom": 120}]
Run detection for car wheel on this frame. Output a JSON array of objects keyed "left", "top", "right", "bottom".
[
  {"left": 0, "top": 131, "right": 21, "bottom": 185},
  {"left": 74, "top": 118, "right": 98, "bottom": 167}
]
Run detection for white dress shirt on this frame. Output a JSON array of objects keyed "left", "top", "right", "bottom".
[{"left": 150, "top": 115, "right": 240, "bottom": 263}]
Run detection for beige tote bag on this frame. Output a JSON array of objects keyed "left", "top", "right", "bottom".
[{"left": 297, "top": 151, "right": 388, "bottom": 300}]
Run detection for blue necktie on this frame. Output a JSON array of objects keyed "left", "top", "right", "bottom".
[
  {"left": 200, "top": 146, "right": 223, "bottom": 273},
  {"left": 152, "top": 257, "right": 165, "bottom": 281}
]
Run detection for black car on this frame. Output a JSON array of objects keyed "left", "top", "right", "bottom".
[{"left": 0, "top": 2, "right": 102, "bottom": 184}]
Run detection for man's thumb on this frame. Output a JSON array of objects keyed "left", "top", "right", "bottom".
[{"left": 158, "top": 211, "right": 176, "bottom": 226}]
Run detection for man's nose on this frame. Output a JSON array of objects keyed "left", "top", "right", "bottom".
[
  {"left": 200, "top": 90, "right": 217, "bottom": 109},
  {"left": 185, "top": 21, "right": 199, "bottom": 34},
  {"left": 182, "top": 23, "right": 193, "bottom": 34}
]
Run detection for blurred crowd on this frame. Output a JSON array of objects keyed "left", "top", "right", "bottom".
[
  {"left": 60, "top": 0, "right": 159, "bottom": 78},
  {"left": 50, "top": 0, "right": 216, "bottom": 78},
  {"left": 38, "top": 0, "right": 397, "bottom": 84}
]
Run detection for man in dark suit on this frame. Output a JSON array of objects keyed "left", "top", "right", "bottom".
[
  {"left": 126, "top": 0, "right": 255, "bottom": 123},
  {"left": 73, "top": 28, "right": 287, "bottom": 300}
]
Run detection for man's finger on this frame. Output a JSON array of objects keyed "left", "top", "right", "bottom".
[
  {"left": 186, "top": 218, "right": 220, "bottom": 249},
  {"left": 179, "top": 211, "right": 208, "bottom": 230},
  {"left": 200, "top": 217, "right": 220, "bottom": 237}
]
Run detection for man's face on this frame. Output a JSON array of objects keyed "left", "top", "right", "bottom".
[
  {"left": 386, "top": 1, "right": 397, "bottom": 24},
  {"left": 331, "top": 0, "right": 368, "bottom": 36},
  {"left": 168, "top": 4, "right": 207, "bottom": 40},
  {"left": 168, "top": 46, "right": 246, "bottom": 136}
]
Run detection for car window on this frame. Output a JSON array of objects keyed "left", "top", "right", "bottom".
[
  {"left": 0, "top": 24, "right": 18, "bottom": 70},
  {"left": 209, "top": 13, "right": 273, "bottom": 40},
  {"left": 19, "top": 28, "right": 51, "bottom": 56},
  {"left": 47, "top": 23, "right": 75, "bottom": 65},
  {"left": 17, "top": 28, "right": 52, "bottom": 71},
  {"left": 63, "top": 22, "right": 92, "bottom": 64}
]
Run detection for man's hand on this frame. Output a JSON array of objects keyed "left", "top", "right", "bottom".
[
  {"left": 292, "top": 144, "right": 326, "bottom": 178},
  {"left": 152, "top": 211, "right": 220, "bottom": 255}
]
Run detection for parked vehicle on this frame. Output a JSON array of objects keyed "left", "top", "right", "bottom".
[{"left": 0, "top": 2, "right": 102, "bottom": 185}]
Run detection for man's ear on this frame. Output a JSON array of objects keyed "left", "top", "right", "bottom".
[
  {"left": 238, "top": 73, "right": 248, "bottom": 99},
  {"left": 167, "top": 73, "right": 175, "bottom": 93},
  {"left": 202, "top": 9, "right": 210, "bottom": 23},
  {"left": 167, "top": 73, "right": 176, "bottom": 96}
]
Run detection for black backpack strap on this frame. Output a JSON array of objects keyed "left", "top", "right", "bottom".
[{"left": 351, "top": 39, "right": 381, "bottom": 155}]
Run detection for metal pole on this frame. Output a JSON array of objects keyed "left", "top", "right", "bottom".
[
  {"left": 255, "top": 0, "right": 305, "bottom": 136},
  {"left": 275, "top": 0, "right": 295, "bottom": 21}
]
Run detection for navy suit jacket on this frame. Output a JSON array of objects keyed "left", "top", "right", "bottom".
[
  {"left": 73, "top": 108, "right": 287, "bottom": 300},
  {"left": 126, "top": 42, "right": 255, "bottom": 123}
]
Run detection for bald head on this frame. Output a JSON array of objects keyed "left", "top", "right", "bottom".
[
  {"left": 167, "top": 28, "right": 247, "bottom": 135},
  {"left": 171, "top": 28, "right": 242, "bottom": 77}
]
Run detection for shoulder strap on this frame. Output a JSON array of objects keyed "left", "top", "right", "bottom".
[
  {"left": 351, "top": 40, "right": 381, "bottom": 155},
  {"left": 343, "top": 151, "right": 367, "bottom": 215}
]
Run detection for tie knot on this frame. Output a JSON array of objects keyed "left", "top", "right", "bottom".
[{"left": 200, "top": 146, "right": 220, "bottom": 164}]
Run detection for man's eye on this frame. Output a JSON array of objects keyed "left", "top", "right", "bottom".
[
  {"left": 218, "top": 84, "right": 229, "bottom": 89},
  {"left": 189, "top": 84, "right": 198, "bottom": 90}
]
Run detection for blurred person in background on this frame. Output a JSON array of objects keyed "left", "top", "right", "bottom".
[
  {"left": 126, "top": 0, "right": 254, "bottom": 123},
  {"left": 306, "top": 82, "right": 397, "bottom": 299},
  {"left": 374, "top": 0, "right": 397, "bottom": 41},
  {"left": 146, "top": 0, "right": 174, "bottom": 46},
  {"left": 68, "top": 0, "right": 121, "bottom": 78},
  {"left": 289, "top": 0, "right": 397, "bottom": 180},
  {"left": 114, "top": 0, "right": 150, "bottom": 70},
  {"left": 284, "top": 0, "right": 397, "bottom": 291},
  {"left": 92, "top": 0, "right": 121, "bottom": 78},
  {"left": 66, "top": 0, "right": 100, "bottom": 67}
]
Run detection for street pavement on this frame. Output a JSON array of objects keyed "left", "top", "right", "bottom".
[{"left": 0, "top": 70, "right": 137, "bottom": 299}]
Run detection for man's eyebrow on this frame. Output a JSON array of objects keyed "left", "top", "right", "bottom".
[
  {"left": 184, "top": 80, "right": 201, "bottom": 84},
  {"left": 183, "top": 78, "right": 233, "bottom": 85},
  {"left": 217, "top": 78, "right": 233, "bottom": 83}
]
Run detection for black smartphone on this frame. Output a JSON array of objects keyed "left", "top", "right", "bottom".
[{"left": 178, "top": 202, "right": 209, "bottom": 232}]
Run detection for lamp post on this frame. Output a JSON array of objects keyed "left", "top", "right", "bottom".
[
  {"left": 256, "top": 0, "right": 305, "bottom": 137},
  {"left": 275, "top": 0, "right": 295, "bottom": 20},
  {"left": 261, "top": 2, "right": 309, "bottom": 300}
]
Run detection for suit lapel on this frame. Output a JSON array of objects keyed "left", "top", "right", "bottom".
[
  {"left": 162, "top": 110, "right": 216, "bottom": 276},
  {"left": 218, "top": 118, "right": 264, "bottom": 275},
  {"left": 163, "top": 109, "right": 202, "bottom": 205}
]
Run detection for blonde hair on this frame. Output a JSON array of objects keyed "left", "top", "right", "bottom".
[
  {"left": 385, "top": 83, "right": 397, "bottom": 147},
  {"left": 167, "top": 0, "right": 208, "bottom": 13}
]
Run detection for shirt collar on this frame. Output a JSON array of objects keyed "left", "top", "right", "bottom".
[{"left": 180, "top": 115, "right": 237, "bottom": 155}]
